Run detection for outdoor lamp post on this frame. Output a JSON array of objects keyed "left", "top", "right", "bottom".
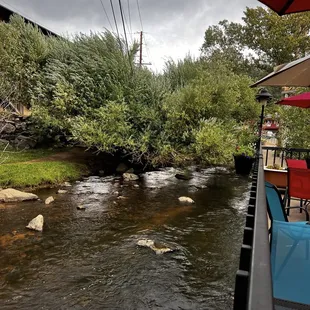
[{"left": 256, "top": 88, "right": 272, "bottom": 141}]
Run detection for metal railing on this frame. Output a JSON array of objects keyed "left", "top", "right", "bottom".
[
  {"left": 263, "top": 146, "right": 310, "bottom": 168},
  {"left": 233, "top": 143, "right": 273, "bottom": 310}
]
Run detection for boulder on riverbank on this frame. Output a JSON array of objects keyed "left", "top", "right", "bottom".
[
  {"left": 0, "top": 188, "right": 38, "bottom": 202},
  {"left": 137, "top": 239, "right": 175, "bottom": 255},
  {"left": 26, "top": 214, "right": 44, "bottom": 232}
]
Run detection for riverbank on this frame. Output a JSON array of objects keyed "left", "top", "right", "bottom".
[{"left": 0, "top": 148, "right": 89, "bottom": 189}]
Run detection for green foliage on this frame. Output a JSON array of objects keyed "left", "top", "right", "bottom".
[
  {"left": 202, "top": 7, "right": 310, "bottom": 78},
  {"left": 234, "top": 146, "right": 255, "bottom": 158},
  {"left": 0, "top": 15, "right": 263, "bottom": 168},
  {"left": 0, "top": 161, "right": 86, "bottom": 188},
  {"left": 278, "top": 107, "right": 310, "bottom": 149},
  {"left": 193, "top": 119, "right": 237, "bottom": 165},
  {"left": 0, "top": 149, "right": 56, "bottom": 164}
]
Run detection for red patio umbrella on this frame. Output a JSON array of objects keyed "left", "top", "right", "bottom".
[
  {"left": 259, "top": 0, "right": 310, "bottom": 15},
  {"left": 276, "top": 92, "right": 310, "bottom": 108}
]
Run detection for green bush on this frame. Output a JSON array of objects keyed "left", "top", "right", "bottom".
[{"left": 193, "top": 119, "right": 237, "bottom": 165}]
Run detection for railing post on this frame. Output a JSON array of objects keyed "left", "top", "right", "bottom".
[{"left": 234, "top": 143, "right": 274, "bottom": 310}]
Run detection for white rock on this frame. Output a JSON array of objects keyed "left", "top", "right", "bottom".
[
  {"left": 57, "top": 189, "right": 67, "bottom": 194},
  {"left": 178, "top": 196, "right": 195, "bottom": 204},
  {"left": 137, "top": 239, "right": 154, "bottom": 248},
  {"left": 137, "top": 238, "right": 175, "bottom": 255},
  {"left": 26, "top": 215, "right": 44, "bottom": 232},
  {"left": 123, "top": 173, "right": 139, "bottom": 181},
  {"left": 117, "top": 196, "right": 127, "bottom": 200},
  {"left": 63, "top": 182, "right": 72, "bottom": 187},
  {"left": 45, "top": 196, "right": 54, "bottom": 205},
  {"left": 0, "top": 188, "right": 38, "bottom": 203},
  {"left": 77, "top": 205, "right": 86, "bottom": 210},
  {"left": 134, "top": 184, "right": 140, "bottom": 188}
]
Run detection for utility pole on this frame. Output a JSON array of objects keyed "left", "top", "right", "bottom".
[
  {"left": 136, "top": 31, "right": 151, "bottom": 67},
  {"left": 139, "top": 31, "right": 143, "bottom": 67}
]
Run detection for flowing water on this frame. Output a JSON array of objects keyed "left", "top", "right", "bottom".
[{"left": 0, "top": 167, "right": 250, "bottom": 310}]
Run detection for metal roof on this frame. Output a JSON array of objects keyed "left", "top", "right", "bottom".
[{"left": 0, "top": 3, "right": 59, "bottom": 37}]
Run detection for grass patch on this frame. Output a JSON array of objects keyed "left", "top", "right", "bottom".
[
  {"left": 0, "top": 161, "right": 87, "bottom": 188},
  {"left": 0, "top": 149, "right": 58, "bottom": 164}
]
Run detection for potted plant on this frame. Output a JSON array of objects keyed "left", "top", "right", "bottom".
[
  {"left": 233, "top": 125, "right": 256, "bottom": 175},
  {"left": 233, "top": 145, "right": 255, "bottom": 175}
]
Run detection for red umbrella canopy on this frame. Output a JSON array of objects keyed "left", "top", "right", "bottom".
[
  {"left": 276, "top": 92, "right": 310, "bottom": 108},
  {"left": 259, "top": 0, "right": 310, "bottom": 15}
]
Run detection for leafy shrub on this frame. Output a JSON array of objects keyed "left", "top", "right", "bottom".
[{"left": 193, "top": 119, "right": 237, "bottom": 165}]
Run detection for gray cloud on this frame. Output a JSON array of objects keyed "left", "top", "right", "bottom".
[{"left": 0, "top": 0, "right": 259, "bottom": 71}]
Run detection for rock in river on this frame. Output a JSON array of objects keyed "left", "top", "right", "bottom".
[
  {"left": 57, "top": 189, "right": 67, "bottom": 194},
  {"left": 26, "top": 215, "right": 44, "bottom": 232},
  {"left": 45, "top": 196, "right": 54, "bottom": 205},
  {"left": 0, "top": 188, "right": 38, "bottom": 203},
  {"left": 175, "top": 173, "right": 193, "bottom": 180},
  {"left": 137, "top": 239, "right": 175, "bottom": 255},
  {"left": 178, "top": 196, "right": 195, "bottom": 204},
  {"left": 123, "top": 173, "right": 139, "bottom": 181}
]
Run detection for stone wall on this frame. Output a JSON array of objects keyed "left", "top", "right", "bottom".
[{"left": 0, "top": 113, "right": 36, "bottom": 149}]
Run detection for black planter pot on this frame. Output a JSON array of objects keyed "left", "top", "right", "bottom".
[{"left": 233, "top": 155, "right": 254, "bottom": 175}]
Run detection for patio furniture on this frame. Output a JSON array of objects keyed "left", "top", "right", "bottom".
[
  {"left": 287, "top": 168, "right": 310, "bottom": 216},
  {"left": 265, "top": 181, "right": 309, "bottom": 223},
  {"left": 271, "top": 220, "right": 310, "bottom": 308},
  {"left": 286, "top": 159, "right": 307, "bottom": 169}
]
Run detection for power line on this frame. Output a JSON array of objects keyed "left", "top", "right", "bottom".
[
  {"left": 118, "top": 0, "right": 130, "bottom": 55},
  {"left": 99, "top": 0, "right": 114, "bottom": 32},
  {"left": 121, "top": 1, "right": 132, "bottom": 45},
  {"left": 118, "top": 0, "right": 132, "bottom": 72},
  {"left": 127, "top": 0, "right": 132, "bottom": 35},
  {"left": 110, "top": 0, "right": 121, "bottom": 47},
  {"left": 136, "top": 0, "right": 144, "bottom": 32},
  {"left": 126, "top": 0, "right": 133, "bottom": 43}
]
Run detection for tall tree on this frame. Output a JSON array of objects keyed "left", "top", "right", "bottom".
[{"left": 201, "top": 7, "right": 310, "bottom": 78}]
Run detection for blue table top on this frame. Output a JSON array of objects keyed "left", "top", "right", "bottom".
[{"left": 271, "top": 220, "right": 310, "bottom": 306}]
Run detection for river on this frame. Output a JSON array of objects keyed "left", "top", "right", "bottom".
[{"left": 0, "top": 167, "right": 250, "bottom": 310}]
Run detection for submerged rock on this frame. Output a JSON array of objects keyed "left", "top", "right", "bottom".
[
  {"left": 0, "top": 188, "right": 38, "bottom": 203},
  {"left": 133, "top": 184, "right": 140, "bottom": 189},
  {"left": 178, "top": 196, "right": 195, "bottom": 204},
  {"left": 175, "top": 173, "right": 193, "bottom": 180},
  {"left": 116, "top": 163, "right": 128, "bottom": 173},
  {"left": 45, "top": 196, "right": 54, "bottom": 205},
  {"left": 57, "top": 189, "right": 67, "bottom": 194},
  {"left": 123, "top": 173, "right": 139, "bottom": 181},
  {"left": 26, "top": 215, "right": 44, "bottom": 232},
  {"left": 137, "top": 238, "right": 175, "bottom": 255},
  {"left": 77, "top": 205, "right": 86, "bottom": 210},
  {"left": 117, "top": 196, "right": 127, "bottom": 200}
]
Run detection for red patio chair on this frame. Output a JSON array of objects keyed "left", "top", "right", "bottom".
[
  {"left": 286, "top": 159, "right": 307, "bottom": 169},
  {"left": 287, "top": 168, "right": 310, "bottom": 217}
]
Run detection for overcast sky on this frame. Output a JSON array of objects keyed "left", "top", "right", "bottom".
[{"left": 0, "top": 0, "right": 261, "bottom": 71}]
